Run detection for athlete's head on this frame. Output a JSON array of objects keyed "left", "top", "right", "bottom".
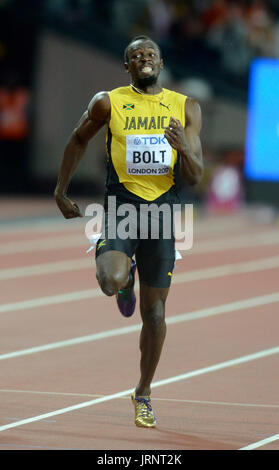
[{"left": 124, "top": 36, "right": 163, "bottom": 88}]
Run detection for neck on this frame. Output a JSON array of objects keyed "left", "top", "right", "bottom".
[{"left": 131, "top": 80, "right": 162, "bottom": 95}]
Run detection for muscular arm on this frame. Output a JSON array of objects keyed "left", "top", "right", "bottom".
[
  {"left": 164, "top": 97, "right": 203, "bottom": 185},
  {"left": 54, "top": 91, "right": 111, "bottom": 218}
]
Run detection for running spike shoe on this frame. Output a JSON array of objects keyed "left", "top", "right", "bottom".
[
  {"left": 131, "top": 391, "right": 157, "bottom": 428},
  {"left": 116, "top": 260, "right": 136, "bottom": 317}
]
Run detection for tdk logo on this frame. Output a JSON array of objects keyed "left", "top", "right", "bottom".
[{"left": 134, "top": 136, "right": 167, "bottom": 145}]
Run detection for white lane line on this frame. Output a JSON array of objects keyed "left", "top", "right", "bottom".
[
  {"left": 239, "top": 434, "right": 279, "bottom": 450},
  {"left": 190, "top": 230, "right": 279, "bottom": 254},
  {"left": 0, "top": 324, "right": 140, "bottom": 360},
  {"left": 1, "top": 389, "right": 278, "bottom": 409},
  {"left": 174, "top": 255, "right": 279, "bottom": 283},
  {"left": 1, "top": 292, "right": 279, "bottom": 361},
  {"left": 2, "top": 251, "right": 279, "bottom": 281},
  {"left": 0, "top": 258, "right": 92, "bottom": 280},
  {"left": 0, "top": 389, "right": 104, "bottom": 398},
  {"left": 0, "top": 211, "right": 259, "bottom": 236},
  {"left": 0, "top": 288, "right": 103, "bottom": 313},
  {"left": 0, "top": 219, "right": 84, "bottom": 234},
  {"left": 0, "top": 234, "right": 86, "bottom": 255},
  {"left": 0, "top": 443, "right": 75, "bottom": 450},
  {"left": 2, "top": 254, "right": 279, "bottom": 313},
  {"left": 0, "top": 344, "right": 279, "bottom": 432},
  {"left": 0, "top": 228, "right": 278, "bottom": 256},
  {"left": 150, "top": 398, "right": 279, "bottom": 409},
  {"left": 5, "top": 416, "right": 56, "bottom": 423},
  {"left": 194, "top": 216, "right": 255, "bottom": 234}
]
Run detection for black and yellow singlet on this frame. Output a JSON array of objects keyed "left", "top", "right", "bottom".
[{"left": 105, "top": 85, "right": 187, "bottom": 201}]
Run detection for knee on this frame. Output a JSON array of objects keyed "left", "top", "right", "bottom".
[
  {"left": 141, "top": 299, "right": 166, "bottom": 328},
  {"left": 97, "top": 269, "right": 129, "bottom": 296}
]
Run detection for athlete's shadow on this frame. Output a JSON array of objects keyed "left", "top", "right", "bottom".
[
  {"left": 151, "top": 427, "right": 232, "bottom": 450},
  {"left": 116, "top": 425, "right": 231, "bottom": 450}
]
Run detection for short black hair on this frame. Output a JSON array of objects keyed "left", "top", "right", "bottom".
[{"left": 124, "top": 35, "right": 162, "bottom": 63}]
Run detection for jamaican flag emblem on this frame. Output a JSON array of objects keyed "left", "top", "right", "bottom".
[{"left": 123, "top": 104, "right": 135, "bottom": 110}]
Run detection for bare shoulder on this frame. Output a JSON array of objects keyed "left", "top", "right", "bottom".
[
  {"left": 88, "top": 91, "right": 111, "bottom": 122},
  {"left": 73, "top": 92, "right": 111, "bottom": 143}
]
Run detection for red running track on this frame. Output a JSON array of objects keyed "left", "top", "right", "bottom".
[{"left": 0, "top": 197, "right": 279, "bottom": 450}]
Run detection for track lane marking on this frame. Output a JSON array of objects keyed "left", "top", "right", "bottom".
[
  {"left": 0, "top": 345, "right": 279, "bottom": 432},
  {"left": 0, "top": 288, "right": 103, "bottom": 313},
  {"left": 0, "top": 292, "right": 279, "bottom": 360},
  {"left": 0, "top": 212, "right": 263, "bottom": 236},
  {"left": 1, "top": 389, "right": 279, "bottom": 409},
  {"left": 239, "top": 434, "right": 279, "bottom": 450},
  {"left": 0, "top": 234, "right": 86, "bottom": 255},
  {"left": 1, "top": 252, "right": 279, "bottom": 281},
  {"left": 0, "top": 228, "right": 278, "bottom": 256},
  {"left": 2, "top": 254, "right": 279, "bottom": 312},
  {"left": 0, "top": 258, "right": 92, "bottom": 280}
]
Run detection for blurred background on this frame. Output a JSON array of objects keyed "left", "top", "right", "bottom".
[{"left": 0, "top": 0, "right": 279, "bottom": 224}]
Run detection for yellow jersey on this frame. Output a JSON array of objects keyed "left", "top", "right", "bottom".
[{"left": 106, "top": 85, "right": 187, "bottom": 201}]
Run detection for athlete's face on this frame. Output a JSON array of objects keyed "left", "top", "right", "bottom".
[{"left": 125, "top": 40, "right": 163, "bottom": 87}]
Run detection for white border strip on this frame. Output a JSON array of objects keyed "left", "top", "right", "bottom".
[{"left": 0, "top": 345, "right": 279, "bottom": 433}]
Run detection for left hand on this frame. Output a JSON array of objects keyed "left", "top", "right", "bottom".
[{"left": 164, "top": 117, "right": 188, "bottom": 154}]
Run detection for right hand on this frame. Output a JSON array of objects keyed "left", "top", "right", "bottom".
[{"left": 55, "top": 193, "right": 83, "bottom": 219}]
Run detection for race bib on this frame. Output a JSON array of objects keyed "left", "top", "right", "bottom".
[{"left": 126, "top": 134, "right": 172, "bottom": 176}]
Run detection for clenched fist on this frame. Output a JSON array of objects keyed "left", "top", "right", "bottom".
[
  {"left": 164, "top": 117, "right": 188, "bottom": 154},
  {"left": 55, "top": 193, "right": 83, "bottom": 219}
]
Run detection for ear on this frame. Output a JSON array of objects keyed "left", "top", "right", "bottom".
[
  {"left": 160, "top": 59, "right": 164, "bottom": 70},
  {"left": 124, "top": 62, "right": 130, "bottom": 73}
]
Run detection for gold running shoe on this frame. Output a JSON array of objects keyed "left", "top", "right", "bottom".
[{"left": 131, "top": 391, "right": 157, "bottom": 428}]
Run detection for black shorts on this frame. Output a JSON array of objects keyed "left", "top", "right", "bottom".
[{"left": 95, "top": 185, "right": 179, "bottom": 288}]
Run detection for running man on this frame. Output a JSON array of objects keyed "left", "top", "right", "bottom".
[{"left": 54, "top": 36, "right": 203, "bottom": 428}]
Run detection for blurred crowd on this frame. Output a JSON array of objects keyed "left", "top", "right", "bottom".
[
  {"left": 42, "top": 0, "right": 279, "bottom": 78},
  {"left": 1, "top": 0, "right": 278, "bottom": 83}
]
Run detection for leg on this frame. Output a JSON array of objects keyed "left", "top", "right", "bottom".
[
  {"left": 96, "top": 250, "right": 132, "bottom": 296},
  {"left": 135, "top": 283, "right": 169, "bottom": 396}
]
